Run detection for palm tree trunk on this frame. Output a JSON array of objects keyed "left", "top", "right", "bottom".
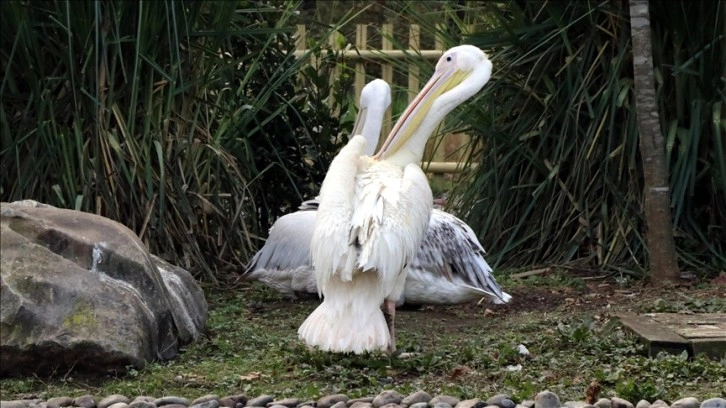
[{"left": 629, "top": 0, "right": 680, "bottom": 283}]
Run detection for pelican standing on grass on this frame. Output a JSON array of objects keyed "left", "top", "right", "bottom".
[
  {"left": 298, "top": 45, "right": 494, "bottom": 354},
  {"left": 244, "top": 79, "right": 392, "bottom": 298}
]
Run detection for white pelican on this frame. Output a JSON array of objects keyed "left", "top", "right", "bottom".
[
  {"left": 245, "top": 78, "right": 510, "bottom": 306},
  {"left": 298, "top": 45, "right": 494, "bottom": 354},
  {"left": 244, "top": 79, "right": 392, "bottom": 298}
]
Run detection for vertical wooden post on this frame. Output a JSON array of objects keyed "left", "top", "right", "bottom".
[
  {"left": 408, "top": 25, "right": 420, "bottom": 104},
  {"left": 355, "top": 24, "right": 368, "bottom": 107},
  {"left": 295, "top": 24, "right": 306, "bottom": 51},
  {"left": 381, "top": 24, "right": 394, "bottom": 138},
  {"left": 328, "top": 31, "right": 341, "bottom": 111},
  {"left": 295, "top": 25, "right": 307, "bottom": 90},
  {"left": 425, "top": 25, "right": 447, "bottom": 168}
]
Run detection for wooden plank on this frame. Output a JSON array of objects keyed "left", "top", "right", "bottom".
[
  {"left": 617, "top": 313, "right": 689, "bottom": 357},
  {"left": 653, "top": 312, "right": 726, "bottom": 325},
  {"left": 618, "top": 313, "right": 687, "bottom": 343},
  {"left": 292, "top": 49, "right": 443, "bottom": 60},
  {"left": 617, "top": 313, "right": 726, "bottom": 359},
  {"left": 651, "top": 313, "right": 726, "bottom": 339},
  {"left": 675, "top": 328, "right": 726, "bottom": 338},
  {"left": 691, "top": 338, "right": 726, "bottom": 358}
]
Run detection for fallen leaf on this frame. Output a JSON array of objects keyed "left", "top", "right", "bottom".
[
  {"left": 450, "top": 365, "right": 473, "bottom": 380},
  {"left": 585, "top": 380, "right": 601, "bottom": 404}
]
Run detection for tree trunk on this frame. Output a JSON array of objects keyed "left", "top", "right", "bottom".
[{"left": 628, "top": 0, "right": 680, "bottom": 283}]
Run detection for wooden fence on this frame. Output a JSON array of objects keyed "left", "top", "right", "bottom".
[{"left": 293, "top": 24, "right": 475, "bottom": 174}]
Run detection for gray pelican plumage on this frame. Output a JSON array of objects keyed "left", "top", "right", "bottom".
[{"left": 298, "top": 45, "right": 494, "bottom": 354}]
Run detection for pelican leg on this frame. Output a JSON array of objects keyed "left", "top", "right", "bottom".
[{"left": 382, "top": 299, "right": 397, "bottom": 355}]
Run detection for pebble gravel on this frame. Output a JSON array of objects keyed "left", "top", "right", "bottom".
[{"left": 1, "top": 392, "right": 723, "bottom": 408}]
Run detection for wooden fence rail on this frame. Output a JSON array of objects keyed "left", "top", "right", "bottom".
[{"left": 293, "top": 24, "right": 474, "bottom": 174}]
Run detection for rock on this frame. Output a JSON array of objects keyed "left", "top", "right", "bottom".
[
  {"left": 330, "top": 403, "right": 347, "bottom": 408},
  {"left": 247, "top": 398, "right": 273, "bottom": 408},
  {"left": 1, "top": 402, "right": 27, "bottom": 408},
  {"left": 159, "top": 405, "right": 187, "bottom": 408},
  {"left": 595, "top": 400, "right": 612, "bottom": 408},
  {"left": 47, "top": 398, "right": 74, "bottom": 408},
  {"left": 650, "top": 401, "right": 669, "bottom": 408},
  {"left": 347, "top": 399, "right": 373, "bottom": 407},
  {"left": 99, "top": 396, "right": 131, "bottom": 408},
  {"left": 349, "top": 404, "right": 371, "bottom": 408},
  {"left": 636, "top": 401, "right": 651, "bottom": 408},
  {"left": 431, "top": 397, "right": 459, "bottom": 408},
  {"left": 520, "top": 401, "right": 535, "bottom": 408},
  {"left": 191, "top": 402, "right": 219, "bottom": 408},
  {"left": 154, "top": 398, "right": 190, "bottom": 407},
  {"left": 533, "top": 391, "right": 560, "bottom": 408},
  {"left": 457, "top": 400, "right": 485, "bottom": 408},
  {"left": 611, "top": 398, "right": 634, "bottom": 408},
  {"left": 432, "top": 403, "right": 452, "bottom": 408},
  {"left": 108, "top": 404, "right": 129, "bottom": 408},
  {"left": 701, "top": 399, "right": 726, "bottom": 408},
  {"left": 268, "top": 400, "right": 298, "bottom": 408},
  {"left": 565, "top": 403, "right": 589, "bottom": 408},
  {"left": 191, "top": 397, "right": 220, "bottom": 407},
  {"left": 132, "top": 398, "right": 156, "bottom": 404},
  {"left": 297, "top": 403, "right": 316, "bottom": 408},
  {"left": 402, "top": 392, "right": 431, "bottom": 406},
  {"left": 373, "top": 391, "right": 404, "bottom": 408},
  {"left": 220, "top": 397, "right": 247, "bottom": 408},
  {"left": 409, "top": 404, "right": 429, "bottom": 408},
  {"left": 0, "top": 201, "right": 207, "bottom": 376},
  {"left": 672, "top": 399, "right": 699, "bottom": 408},
  {"left": 128, "top": 403, "right": 155, "bottom": 408},
  {"left": 378, "top": 405, "right": 401, "bottom": 408},
  {"left": 74, "top": 396, "right": 97, "bottom": 408},
  {"left": 318, "top": 396, "right": 348, "bottom": 408},
  {"left": 485, "top": 396, "right": 513, "bottom": 408}
]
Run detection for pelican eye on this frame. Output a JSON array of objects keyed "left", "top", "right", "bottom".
[{"left": 446, "top": 56, "right": 452, "bottom": 61}]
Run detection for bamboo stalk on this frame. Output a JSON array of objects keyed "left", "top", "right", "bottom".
[{"left": 354, "top": 24, "right": 367, "bottom": 105}]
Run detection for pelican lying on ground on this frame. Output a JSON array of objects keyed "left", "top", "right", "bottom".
[
  {"left": 248, "top": 198, "right": 511, "bottom": 305},
  {"left": 298, "top": 45, "right": 494, "bottom": 354}
]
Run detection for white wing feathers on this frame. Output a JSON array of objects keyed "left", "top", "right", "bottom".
[
  {"left": 409, "top": 209, "right": 509, "bottom": 303},
  {"left": 311, "top": 136, "right": 367, "bottom": 292}
]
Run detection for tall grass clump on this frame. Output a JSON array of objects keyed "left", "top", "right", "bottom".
[
  {"left": 1, "top": 1, "right": 354, "bottom": 281},
  {"left": 391, "top": 1, "right": 724, "bottom": 275}
]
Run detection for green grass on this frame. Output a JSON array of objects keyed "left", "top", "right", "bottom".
[{"left": 2, "top": 278, "right": 724, "bottom": 402}]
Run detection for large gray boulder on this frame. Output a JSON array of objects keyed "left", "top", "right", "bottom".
[{"left": 0, "top": 200, "right": 207, "bottom": 376}]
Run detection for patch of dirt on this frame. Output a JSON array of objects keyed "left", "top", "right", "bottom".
[{"left": 395, "top": 278, "right": 725, "bottom": 334}]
